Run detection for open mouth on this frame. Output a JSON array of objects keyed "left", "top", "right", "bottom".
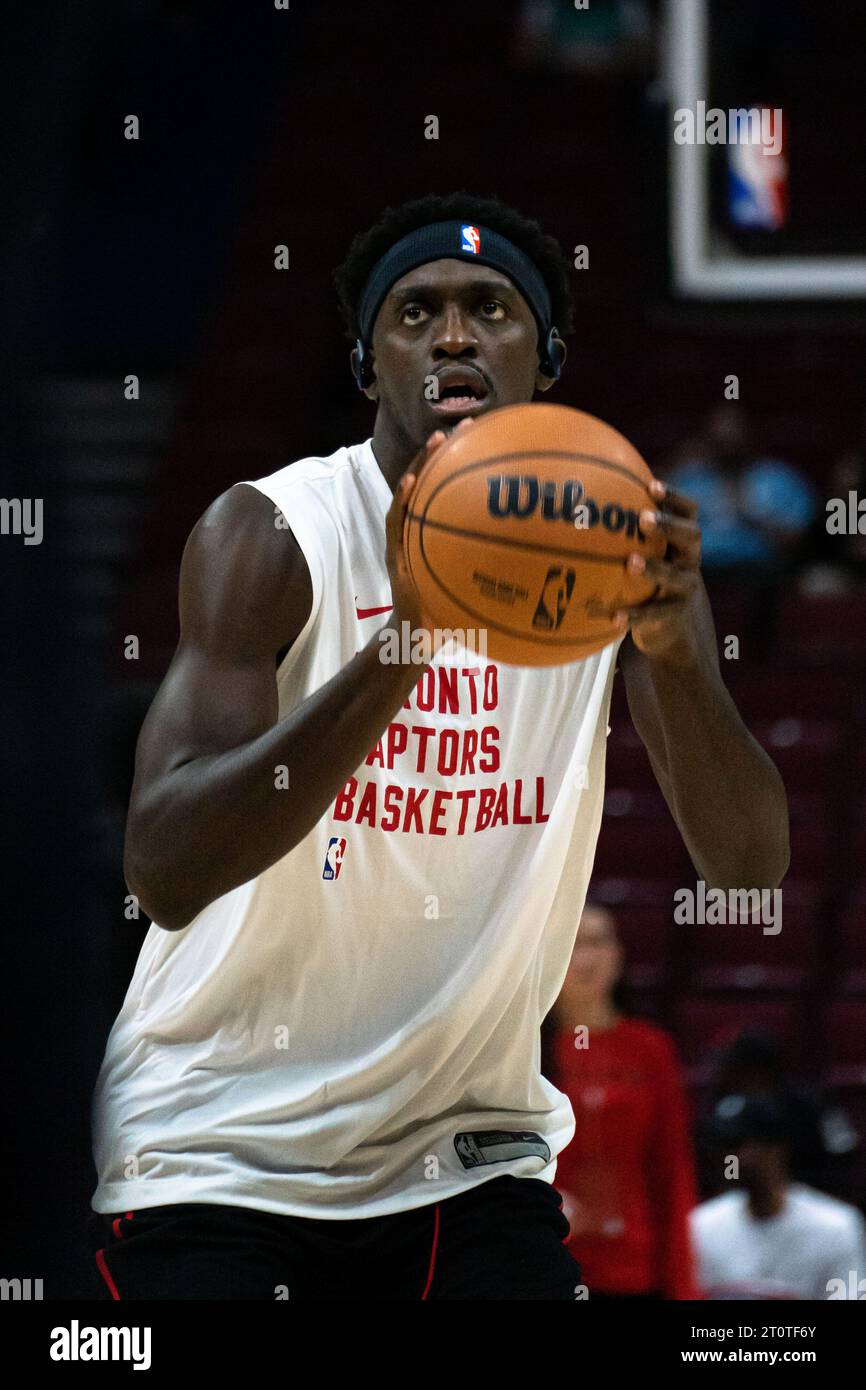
[{"left": 428, "top": 374, "right": 490, "bottom": 416}]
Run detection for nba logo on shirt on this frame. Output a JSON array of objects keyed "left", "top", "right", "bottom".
[
  {"left": 323, "top": 836, "right": 346, "bottom": 880},
  {"left": 461, "top": 224, "right": 480, "bottom": 254}
]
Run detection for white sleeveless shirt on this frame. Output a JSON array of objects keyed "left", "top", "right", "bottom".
[{"left": 91, "top": 437, "right": 623, "bottom": 1220}]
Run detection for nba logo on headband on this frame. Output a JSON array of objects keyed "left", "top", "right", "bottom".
[{"left": 460, "top": 224, "right": 480, "bottom": 254}]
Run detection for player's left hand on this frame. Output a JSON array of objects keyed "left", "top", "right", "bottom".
[{"left": 613, "top": 479, "right": 702, "bottom": 658}]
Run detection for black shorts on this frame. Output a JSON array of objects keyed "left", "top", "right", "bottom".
[{"left": 88, "top": 1175, "right": 581, "bottom": 1301}]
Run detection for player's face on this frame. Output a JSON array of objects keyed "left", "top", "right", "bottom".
[
  {"left": 566, "top": 907, "right": 623, "bottom": 996},
  {"left": 734, "top": 1139, "right": 784, "bottom": 1189},
  {"left": 367, "top": 258, "right": 556, "bottom": 448}
]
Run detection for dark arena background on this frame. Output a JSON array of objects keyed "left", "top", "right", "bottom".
[{"left": 4, "top": 0, "right": 866, "bottom": 1357}]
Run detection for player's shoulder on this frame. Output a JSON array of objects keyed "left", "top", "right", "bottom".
[
  {"left": 244, "top": 439, "right": 364, "bottom": 500},
  {"left": 787, "top": 1183, "right": 865, "bottom": 1234},
  {"left": 177, "top": 452, "right": 349, "bottom": 608},
  {"left": 690, "top": 1189, "right": 742, "bottom": 1233},
  {"left": 184, "top": 438, "right": 363, "bottom": 563}
]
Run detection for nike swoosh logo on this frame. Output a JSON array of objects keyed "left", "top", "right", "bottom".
[{"left": 355, "top": 603, "right": 393, "bottom": 619}]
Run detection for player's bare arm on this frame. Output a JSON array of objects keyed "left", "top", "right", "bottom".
[
  {"left": 617, "top": 480, "right": 789, "bottom": 892},
  {"left": 124, "top": 436, "right": 446, "bottom": 932}
]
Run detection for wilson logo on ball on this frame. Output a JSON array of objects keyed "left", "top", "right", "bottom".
[{"left": 486, "top": 475, "right": 648, "bottom": 540}]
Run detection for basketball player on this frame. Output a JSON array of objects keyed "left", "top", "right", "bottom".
[{"left": 89, "top": 192, "right": 789, "bottom": 1300}]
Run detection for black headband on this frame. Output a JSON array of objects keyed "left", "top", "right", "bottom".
[{"left": 357, "top": 220, "right": 553, "bottom": 345}]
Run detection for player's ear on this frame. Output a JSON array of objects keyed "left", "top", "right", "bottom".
[
  {"left": 535, "top": 336, "right": 566, "bottom": 392},
  {"left": 349, "top": 345, "right": 379, "bottom": 401}
]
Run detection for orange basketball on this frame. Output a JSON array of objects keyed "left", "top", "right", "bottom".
[{"left": 403, "top": 402, "right": 666, "bottom": 666}]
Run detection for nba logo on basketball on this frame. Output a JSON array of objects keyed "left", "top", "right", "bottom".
[
  {"left": 322, "top": 836, "right": 346, "bottom": 880},
  {"left": 532, "top": 566, "right": 576, "bottom": 632},
  {"left": 461, "top": 224, "right": 480, "bottom": 254}
]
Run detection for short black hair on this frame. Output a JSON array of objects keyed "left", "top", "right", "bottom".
[{"left": 333, "top": 191, "right": 574, "bottom": 344}]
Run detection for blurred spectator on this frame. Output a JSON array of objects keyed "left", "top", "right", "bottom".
[
  {"left": 510, "top": 0, "right": 653, "bottom": 75},
  {"left": 544, "top": 904, "right": 700, "bottom": 1300},
  {"left": 664, "top": 404, "right": 817, "bottom": 655},
  {"left": 800, "top": 412, "right": 866, "bottom": 593},
  {"left": 665, "top": 404, "right": 817, "bottom": 576},
  {"left": 701, "top": 1029, "right": 859, "bottom": 1192},
  {"left": 691, "top": 1093, "right": 866, "bottom": 1299}
]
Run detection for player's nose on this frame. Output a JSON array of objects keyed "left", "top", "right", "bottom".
[{"left": 431, "top": 304, "right": 478, "bottom": 356}]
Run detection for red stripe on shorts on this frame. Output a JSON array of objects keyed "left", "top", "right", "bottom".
[
  {"left": 111, "top": 1210, "right": 134, "bottom": 1240},
  {"left": 95, "top": 1248, "right": 121, "bottom": 1300},
  {"left": 420, "top": 1203, "right": 441, "bottom": 1300}
]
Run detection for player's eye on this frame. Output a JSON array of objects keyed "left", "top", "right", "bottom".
[
  {"left": 401, "top": 303, "right": 430, "bottom": 324},
  {"left": 480, "top": 301, "right": 506, "bottom": 320}
]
